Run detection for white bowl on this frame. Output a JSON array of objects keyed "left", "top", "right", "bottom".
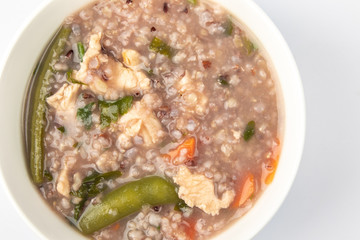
[{"left": 0, "top": 0, "right": 305, "bottom": 239}]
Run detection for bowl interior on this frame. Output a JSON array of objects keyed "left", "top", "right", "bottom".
[{"left": 0, "top": 0, "right": 305, "bottom": 239}]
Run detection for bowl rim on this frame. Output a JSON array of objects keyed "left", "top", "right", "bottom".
[{"left": 0, "top": 0, "right": 305, "bottom": 239}]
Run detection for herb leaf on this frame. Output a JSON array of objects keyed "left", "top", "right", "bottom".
[
  {"left": 77, "top": 42, "right": 85, "bottom": 62},
  {"left": 99, "top": 96, "right": 133, "bottom": 128},
  {"left": 57, "top": 126, "right": 65, "bottom": 133},
  {"left": 83, "top": 171, "right": 122, "bottom": 184},
  {"left": 145, "top": 69, "right": 155, "bottom": 78},
  {"left": 44, "top": 170, "right": 53, "bottom": 182},
  {"left": 243, "top": 37, "right": 256, "bottom": 55},
  {"left": 71, "top": 170, "right": 122, "bottom": 220},
  {"left": 217, "top": 75, "right": 229, "bottom": 86},
  {"left": 243, "top": 120, "right": 256, "bottom": 141},
  {"left": 174, "top": 199, "right": 190, "bottom": 212},
  {"left": 74, "top": 198, "right": 86, "bottom": 220},
  {"left": 223, "top": 19, "right": 233, "bottom": 36},
  {"left": 187, "top": 0, "right": 197, "bottom": 5},
  {"left": 77, "top": 102, "right": 95, "bottom": 130},
  {"left": 149, "top": 37, "right": 174, "bottom": 58},
  {"left": 66, "top": 70, "right": 87, "bottom": 85}
]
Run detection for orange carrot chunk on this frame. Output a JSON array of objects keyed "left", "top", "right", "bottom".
[
  {"left": 263, "top": 158, "right": 278, "bottom": 185},
  {"left": 183, "top": 218, "right": 197, "bottom": 240},
  {"left": 165, "top": 137, "right": 196, "bottom": 165},
  {"left": 262, "top": 140, "right": 281, "bottom": 185},
  {"left": 231, "top": 173, "right": 255, "bottom": 208}
]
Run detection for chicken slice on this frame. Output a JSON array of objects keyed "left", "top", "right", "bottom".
[
  {"left": 46, "top": 83, "right": 80, "bottom": 134},
  {"left": 56, "top": 155, "right": 77, "bottom": 198},
  {"left": 73, "top": 33, "right": 151, "bottom": 100},
  {"left": 122, "top": 49, "right": 141, "bottom": 67},
  {"left": 175, "top": 71, "right": 208, "bottom": 116},
  {"left": 117, "top": 94, "right": 165, "bottom": 147},
  {"left": 47, "top": 83, "right": 80, "bottom": 113},
  {"left": 173, "top": 166, "right": 235, "bottom": 216}
]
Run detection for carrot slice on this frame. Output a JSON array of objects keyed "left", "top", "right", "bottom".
[
  {"left": 262, "top": 158, "right": 278, "bottom": 185},
  {"left": 164, "top": 137, "right": 196, "bottom": 165},
  {"left": 183, "top": 218, "right": 197, "bottom": 240},
  {"left": 231, "top": 173, "right": 255, "bottom": 208},
  {"left": 262, "top": 139, "right": 281, "bottom": 185},
  {"left": 110, "top": 223, "right": 120, "bottom": 231}
]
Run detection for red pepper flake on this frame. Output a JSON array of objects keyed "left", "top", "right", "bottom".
[
  {"left": 183, "top": 7, "right": 189, "bottom": 14},
  {"left": 202, "top": 60, "right": 212, "bottom": 69},
  {"left": 126, "top": 0, "right": 133, "bottom": 4},
  {"left": 151, "top": 26, "right": 157, "bottom": 32},
  {"left": 163, "top": 2, "right": 169, "bottom": 13}
]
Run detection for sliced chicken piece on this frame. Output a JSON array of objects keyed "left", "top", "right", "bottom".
[
  {"left": 117, "top": 94, "right": 165, "bottom": 147},
  {"left": 56, "top": 155, "right": 77, "bottom": 198},
  {"left": 73, "top": 33, "right": 151, "bottom": 100},
  {"left": 122, "top": 49, "right": 141, "bottom": 67},
  {"left": 46, "top": 83, "right": 80, "bottom": 134},
  {"left": 47, "top": 83, "right": 80, "bottom": 113},
  {"left": 175, "top": 71, "right": 208, "bottom": 116},
  {"left": 173, "top": 166, "right": 235, "bottom": 216}
]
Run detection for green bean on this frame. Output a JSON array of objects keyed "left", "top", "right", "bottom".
[
  {"left": 30, "top": 26, "right": 71, "bottom": 184},
  {"left": 78, "top": 176, "right": 180, "bottom": 234}
]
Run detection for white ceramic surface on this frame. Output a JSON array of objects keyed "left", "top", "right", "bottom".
[{"left": 0, "top": 0, "right": 305, "bottom": 239}]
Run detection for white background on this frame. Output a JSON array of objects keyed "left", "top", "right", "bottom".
[{"left": 0, "top": 0, "right": 359, "bottom": 239}]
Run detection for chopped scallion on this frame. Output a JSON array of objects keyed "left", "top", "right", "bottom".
[
  {"left": 149, "top": 37, "right": 174, "bottom": 58},
  {"left": 77, "top": 103, "right": 95, "bottom": 130},
  {"left": 57, "top": 126, "right": 65, "bottom": 133},
  {"left": 217, "top": 75, "right": 229, "bottom": 86},
  {"left": 187, "top": 0, "right": 197, "bottom": 5},
  {"left": 223, "top": 19, "right": 233, "bottom": 36},
  {"left": 77, "top": 42, "right": 85, "bottom": 62},
  {"left": 66, "top": 70, "right": 87, "bottom": 85},
  {"left": 99, "top": 96, "right": 133, "bottom": 128},
  {"left": 244, "top": 120, "right": 255, "bottom": 141}
]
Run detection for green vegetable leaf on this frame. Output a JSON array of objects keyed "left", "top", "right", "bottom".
[
  {"left": 66, "top": 70, "right": 87, "bottom": 85},
  {"left": 223, "top": 19, "right": 233, "bottom": 36},
  {"left": 187, "top": 0, "right": 197, "bottom": 5},
  {"left": 174, "top": 199, "right": 190, "bottom": 212},
  {"left": 243, "top": 37, "right": 256, "bottom": 55},
  {"left": 145, "top": 69, "right": 155, "bottom": 78},
  {"left": 149, "top": 37, "right": 174, "bottom": 58},
  {"left": 44, "top": 170, "right": 53, "bottom": 182},
  {"left": 99, "top": 96, "right": 133, "bottom": 128},
  {"left": 243, "top": 120, "right": 255, "bottom": 141},
  {"left": 57, "top": 126, "right": 65, "bottom": 133},
  {"left": 83, "top": 171, "right": 122, "bottom": 184},
  {"left": 77, "top": 102, "right": 95, "bottom": 130},
  {"left": 77, "top": 42, "right": 85, "bottom": 62},
  {"left": 217, "top": 75, "right": 229, "bottom": 86},
  {"left": 74, "top": 198, "right": 86, "bottom": 220},
  {"left": 71, "top": 170, "right": 122, "bottom": 220}
]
